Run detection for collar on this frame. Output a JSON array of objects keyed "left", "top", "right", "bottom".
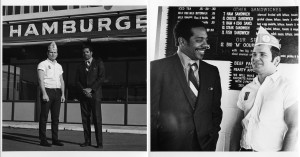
[
  {"left": 177, "top": 50, "right": 199, "bottom": 68},
  {"left": 268, "top": 70, "right": 280, "bottom": 82},
  {"left": 253, "top": 70, "right": 280, "bottom": 85},
  {"left": 47, "top": 58, "right": 57, "bottom": 64}
]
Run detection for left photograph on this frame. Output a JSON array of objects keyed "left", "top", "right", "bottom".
[{"left": 2, "top": 5, "right": 147, "bottom": 151}]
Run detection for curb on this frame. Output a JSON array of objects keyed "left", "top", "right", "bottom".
[{"left": 2, "top": 122, "right": 147, "bottom": 134}]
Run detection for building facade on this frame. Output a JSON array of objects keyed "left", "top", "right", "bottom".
[{"left": 2, "top": 5, "right": 147, "bottom": 126}]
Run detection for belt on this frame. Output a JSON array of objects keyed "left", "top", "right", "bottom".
[
  {"left": 240, "top": 147, "right": 256, "bottom": 152},
  {"left": 46, "top": 88, "right": 61, "bottom": 90}
]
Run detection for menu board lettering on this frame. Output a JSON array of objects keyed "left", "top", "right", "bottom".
[{"left": 165, "top": 7, "right": 298, "bottom": 90}]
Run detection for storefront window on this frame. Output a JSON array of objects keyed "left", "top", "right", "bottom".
[
  {"left": 102, "top": 61, "right": 127, "bottom": 102},
  {"left": 15, "top": 64, "right": 38, "bottom": 100},
  {"left": 102, "top": 85, "right": 126, "bottom": 102},
  {"left": 2, "top": 65, "right": 14, "bottom": 100},
  {"left": 67, "top": 62, "right": 81, "bottom": 101},
  {"left": 128, "top": 85, "right": 146, "bottom": 102},
  {"left": 128, "top": 61, "right": 146, "bottom": 102},
  {"left": 105, "top": 61, "right": 127, "bottom": 84}
]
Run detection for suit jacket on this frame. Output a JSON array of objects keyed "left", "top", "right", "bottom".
[
  {"left": 151, "top": 54, "right": 222, "bottom": 151},
  {"left": 76, "top": 58, "right": 105, "bottom": 101}
]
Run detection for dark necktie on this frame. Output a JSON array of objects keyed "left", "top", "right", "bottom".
[{"left": 189, "top": 63, "right": 199, "bottom": 96}]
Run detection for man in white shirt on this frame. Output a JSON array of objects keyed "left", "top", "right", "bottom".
[
  {"left": 230, "top": 26, "right": 298, "bottom": 151},
  {"left": 37, "top": 41, "right": 65, "bottom": 147}
]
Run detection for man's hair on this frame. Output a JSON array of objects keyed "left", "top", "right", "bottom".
[
  {"left": 270, "top": 46, "right": 280, "bottom": 61},
  {"left": 82, "top": 45, "right": 93, "bottom": 52},
  {"left": 173, "top": 19, "right": 206, "bottom": 46}
]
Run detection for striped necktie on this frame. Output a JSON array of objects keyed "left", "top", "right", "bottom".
[
  {"left": 86, "top": 61, "right": 90, "bottom": 71},
  {"left": 189, "top": 63, "right": 199, "bottom": 96}
]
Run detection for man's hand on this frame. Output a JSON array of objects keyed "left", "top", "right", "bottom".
[
  {"left": 42, "top": 93, "right": 49, "bottom": 102},
  {"left": 61, "top": 95, "right": 65, "bottom": 102},
  {"left": 85, "top": 92, "right": 92, "bottom": 98},
  {"left": 83, "top": 88, "right": 92, "bottom": 93},
  {"left": 83, "top": 88, "right": 92, "bottom": 98}
]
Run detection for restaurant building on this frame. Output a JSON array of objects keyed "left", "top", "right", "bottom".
[{"left": 2, "top": 6, "right": 147, "bottom": 126}]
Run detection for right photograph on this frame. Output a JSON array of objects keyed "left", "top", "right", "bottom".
[{"left": 150, "top": 6, "right": 298, "bottom": 151}]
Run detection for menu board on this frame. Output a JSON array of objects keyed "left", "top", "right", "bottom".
[{"left": 165, "top": 7, "right": 298, "bottom": 90}]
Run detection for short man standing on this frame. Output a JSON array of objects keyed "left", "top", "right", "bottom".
[
  {"left": 76, "top": 45, "right": 105, "bottom": 148},
  {"left": 230, "top": 26, "right": 298, "bottom": 151},
  {"left": 151, "top": 19, "right": 222, "bottom": 151},
  {"left": 38, "top": 41, "right": 65, "bottom": 147}
]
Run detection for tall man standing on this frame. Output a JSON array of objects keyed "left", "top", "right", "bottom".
[
  {"left": 151, "top": 19, "right": 223, "bottom": 151},
  {"left": 230, "top": 26, "right": 298, "bottom": 151},
  {"left": 38, "top": 41, "right": 65, "bottom": 147},
  {"left": 76, "top": 45, "right": 105, "bottom": 148}
]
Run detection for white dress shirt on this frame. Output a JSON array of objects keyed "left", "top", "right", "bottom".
[
  {"left": 237, "top": 71, "right": 298, "bottom": 151},
  {"left": 37, "top": 59, "right": 63, "bottom": 88},
  {"left": 177, "top": 51, "right": 200, "bottom": 84}
]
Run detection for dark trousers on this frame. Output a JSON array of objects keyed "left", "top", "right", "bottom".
[
  {"left": 80, "top": 98, "right": 103, "bottom": 145},
  {"left": 39, "top": 88, "right": 62, "bottom": 141}
]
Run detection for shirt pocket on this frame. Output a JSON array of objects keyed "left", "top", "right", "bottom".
[{"left": 45, "top": 65, "right": 54, "bottom": 78}]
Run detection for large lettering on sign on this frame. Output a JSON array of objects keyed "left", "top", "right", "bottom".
[{"left": 3, "top": 13, "right": 147, "bottom": 42}]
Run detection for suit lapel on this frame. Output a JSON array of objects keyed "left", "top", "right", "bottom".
[
  {"left": 83, "top": 59, "right": 95, "bottom": 74},
  {"left": 89, "top": 59, "right": 95, "bottom": 70},
  {"left": 81, "top": 61, "right": 88, "bottom": 75},
  {"left": 195, "top": 60, "right": 209, "bottom": 109},
  {"left": 172, "top": 54, "right": 197, "bottom": 109}
]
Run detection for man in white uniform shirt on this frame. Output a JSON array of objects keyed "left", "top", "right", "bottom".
[
  {"left": 230, "top": 26, "right": 298, "bottom": 151},
  {"left": 37, "top": 41, "right": 65, "bottom": 147}
]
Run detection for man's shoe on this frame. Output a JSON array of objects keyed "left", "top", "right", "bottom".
[
  {"left": 40, "top": 140, "right": 52, "bottom": 147},
  {"left": 80, "top": 141, "right": 91, "bottom": 147},
  {"left": 95, "top": 144, "right": 103, "bottom": 149},
  {"left": 52, "top": 140, "right": 64, "bottom": 146}
]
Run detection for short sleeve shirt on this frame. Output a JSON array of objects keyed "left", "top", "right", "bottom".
[
  {"left": 237, "top": 71, "right": 298, "bottom": 151},
  {"left": 37, "top": 59, "right": 63, "bottom": 88}
]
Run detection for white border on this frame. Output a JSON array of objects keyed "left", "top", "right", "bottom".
[
  {"left": 1, "top": 1, "right": 147, "bottom": 157},
  {"left": 148, "top": 0, "right": 299, "bottom": 157},
  {"left": 1, "top": 0, "right": 300, "bottom": 157}
]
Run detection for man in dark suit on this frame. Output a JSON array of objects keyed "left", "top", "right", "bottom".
[
  {"left": 76, "top": 45, "right": 105, "bottom": 148},
  {"left": 151, "top": 19, "right": 223, "bottom": 151}
]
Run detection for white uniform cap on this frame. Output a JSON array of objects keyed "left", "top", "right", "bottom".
[
  {"left": 255, "top": 26, "right": 281, "bottom": 49},
  {"left": 48, "top": 41, "right": 57, "bottom": 51}
]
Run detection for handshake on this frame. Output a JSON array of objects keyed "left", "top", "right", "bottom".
[{"left": 83, "top": 88, "right": 93, "bottom": 98}]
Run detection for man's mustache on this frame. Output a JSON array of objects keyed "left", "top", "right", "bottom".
[{"left": 201, "top": 44, "right": 210, "bottom": 50}]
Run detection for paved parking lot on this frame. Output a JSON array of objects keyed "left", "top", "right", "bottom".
[{"left": 2, "top": 127, "right": 146, "bottom": 151}]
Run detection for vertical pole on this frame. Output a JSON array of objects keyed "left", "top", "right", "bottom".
[{"left": 124, "top": 61, "right": 129, "bottom": 126}]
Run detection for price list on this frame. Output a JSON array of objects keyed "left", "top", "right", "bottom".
[
  {"left": 219, "top": 7, "right": 298, "bottom": 62},
  {"left": 230, "top": 61, "right": 256, "bottom": 89},
  {"left": 220, "top": 8, "right": 256, "bottom": 58},
  {"left": 165, "top": 7, "right": 218, "bottom": 57}
]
